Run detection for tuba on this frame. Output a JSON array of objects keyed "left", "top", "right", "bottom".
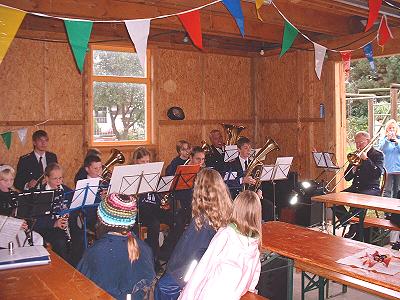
[
  {"left": 101, "top": 148, "right": 125, "bottom": 182},
  {"left": 222, "top": 123, "right": 246, "bottom": 145},
  {"left": 244, "top": 138, "right": 280, "bottom": 192}
]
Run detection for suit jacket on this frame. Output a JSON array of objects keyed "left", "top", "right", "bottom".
[
  {"left": 205, "top": 146, "right": 226, "bottom": 175},
  {"left": 227, "top": 157, "right": 247, "bottom": 199},
  {"left": 343, "top": 147, "right": 384, "bottom": 195},
  {"left": 15, "top": 151, "right": 58, "bottom": 191}
]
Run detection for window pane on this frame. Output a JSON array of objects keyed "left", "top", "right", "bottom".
[
  {"left": 93, "top": 82, "right": 146, "bottom": 142},
  {"left": 93, "top": 50, "right": 145, "bottom": 77}
]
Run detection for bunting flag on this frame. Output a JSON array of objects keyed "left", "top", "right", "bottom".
[
  {"left": 125, "top": 19, "right": 151, "bottom": 71},
  {"left": 377, "top": 15, "right": 393, "bottom": 48},
  {"left": 1, "top": 131, "right": 12, "bottom": 149},
  {"left": 365, "top": 0, "right": 382, "bottom": 32},
  {"left": 280, "top": 21, "right": 299, "bottom": 57},
  {"left": 222, "top": 0, "right": 245, "bottom": 37},
  {"left": 0, "top": 6, "right": 26, "bottom": 64},
  {"left": 17, "top": 127, "right": 28, "bottom": 145},
  {"left": 313, "top": 42, "right": 326, "bottom": 80},
  {"left": 178, "top": 10, "right": 203, "bottom": 49},
  {"left": 255, "top": 0, "right": 264, "bottom": 21},
  {"left": 363, "top": 43, "right": 376, "bottom": 72},
  {"left": 64, "top": 20, "right": 93, "bottom": 73},
  {"left": 340, "top": 51, "right": 352, "bottom": 80}
]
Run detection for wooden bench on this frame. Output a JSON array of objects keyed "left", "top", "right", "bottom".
[
  {"left": 240, "top": 291, "right": 268, "bottom": 300},
  {"left": 350, "top": 217, "right": 400, "bottom": 245},
  {"left": 139, "top": 223, "right": 170, "bottom": 240}
]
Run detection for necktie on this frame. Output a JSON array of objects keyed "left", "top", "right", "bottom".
[
  {"left": 38, "top": 156, "right": 44, "bottom": 174},
  {"left": 244, "top": 160, "right": 249, "bottom": 170}
]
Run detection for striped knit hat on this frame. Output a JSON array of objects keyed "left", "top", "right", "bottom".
[{"left": 97, "top": 193, "right": 137, "bottom": 228}]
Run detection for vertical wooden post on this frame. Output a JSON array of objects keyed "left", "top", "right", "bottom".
[
  {"left": 390, "top": 87, "right": 398, "bottom": 121},
  {"left": 368, "top": 98, "right": 374, "bottom": 136}
]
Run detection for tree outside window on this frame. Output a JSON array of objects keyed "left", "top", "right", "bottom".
[{"left": 90, "top": 46, "right": 151, "bottom": 144}]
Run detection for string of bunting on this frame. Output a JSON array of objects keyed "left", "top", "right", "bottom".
[
  {"left": 0, "top": 0, "right": 395, "bottom": 81},
  {"left": 0, "top": 120, "right": 49, "bottom": 150}
]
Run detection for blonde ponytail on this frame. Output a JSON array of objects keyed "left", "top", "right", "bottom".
[{"left": 127, "top": 233, "right": 140, "bottom": 262}]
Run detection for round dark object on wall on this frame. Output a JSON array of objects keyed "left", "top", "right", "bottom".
[{"left": 167, "top": 107, "right": 185, "bottom": 120}]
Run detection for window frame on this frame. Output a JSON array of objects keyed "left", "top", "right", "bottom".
[{"left": 88, "top": 44, "right": 152, "bottom": 147}]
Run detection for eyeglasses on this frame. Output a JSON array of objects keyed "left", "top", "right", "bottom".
[{"left": 50, "top": 177, "right": 63, "bottom": 180}]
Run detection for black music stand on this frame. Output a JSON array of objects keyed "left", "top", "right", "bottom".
[
  {"left": 14, "top": 190, "right": 56, "bottom": 246},
  {"left": 260, "top": 157, "right": 293, "bottom": 221}
]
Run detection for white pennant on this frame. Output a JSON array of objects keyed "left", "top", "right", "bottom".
[
  {"left": 313, "top": 42, "right": 327, "bottom": 80},
  {"left": 125, "top": 19, "right": 151, "bottom": 72},
  {"left": 17, "top": 128, "right": 28, "bottom": 145}
]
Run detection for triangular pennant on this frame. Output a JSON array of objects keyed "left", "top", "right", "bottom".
[
  {"left": 365, "top": 0, "right": 382, "bottom": 32},
  {"left": 178, "top": 10, "right": 203, "bottom": 49},
  {"left": 340, "top": 51, "right": 352, "bottom": 80},
  {"left": 363, "top": 43, "right": 375, "bottom": 72},
  {"left": 313, "top": 42, "right": 327, "bottom": 80},
  {"left": 64, "top": 20, "right": 93, "bottom": 73},
  {"left": 222, "top": 0, "right": 245, "bottom": 37},
  {"left": 0, "top": 6, "right": 26, "bottom": 64},
  {"left": 280, "top": 21, "right": 299, "bottom": 57},
  {"left": 377, "top": 15, "right": 393, "bottom": 48},
  {"left": 256, "top": 0, "right": 264, "bottom": 21},
  {"left": 17, "top": 127, "right": 28, "bottom": 145},
  {"left": 1, "top": 131, "right": 12, "bottom": 150},
  {"left": 125, "top": 19, "right": 151, "bottom": 72}
]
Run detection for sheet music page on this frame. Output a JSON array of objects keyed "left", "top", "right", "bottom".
[
  {"left": 224, "top": 145, "right": 239, "bottom": 162},
  {"left": 0, "top": 216, "right": 24, "bottom": 248},
  {"left": 138, "top": 162, "right": 164, "bottom": 194},
  {"left": 156, "top": 176, "right": 175, "bottom": 192},
  {"left": 224, "top": 171, "right": 237, "bottom": 181},
  {"left": 70, "top": 178, "right": 100, "bottom": 209},
  {"left": 0, "top": 245, "right": 49, "bottom": 263},
  {"left": 274, "top": 157, "right": 293, "bottom": 180},
  {"left": 260, "top": 166, "right": 274, "bottom": 182},
  {"left": 312, "top": 152, "right": 326, "bottom": 167},
  {"left": 249, "top": 148, "right": 261, "bottom": 161},
  {"left": 323, "top": 153, "right": 338, "bottom": 168}
]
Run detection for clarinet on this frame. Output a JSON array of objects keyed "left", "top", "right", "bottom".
[
  {"left": 55, "top": 188, "right": 71, "bottom": 244},
  {"left": 9, "top": 190, "right": 34, "bottom": 246}
]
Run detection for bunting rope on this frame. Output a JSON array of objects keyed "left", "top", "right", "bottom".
[
  {"left": 0, "top": 0, "right": 386, "bottom": 53},
  {"left": 0, "top": 119, "right": 50, "bottom": 135}
]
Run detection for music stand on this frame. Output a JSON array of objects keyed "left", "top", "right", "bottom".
[
  {"left": 14, "top": 190, "right": 56, "bottom": 246},
  {"left": 260, "top": 157, "right": 293, "bottom": 221},
  {"left": 224, "top": 145, "right": 239, "bottom": 162}
]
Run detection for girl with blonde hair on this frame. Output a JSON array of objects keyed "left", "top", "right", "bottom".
[
  {"left": 155, "top": 168, "right": 232, "bottom": 300},
  {"left": 179, "top": 190, "right": 261, "bottom": 300}
]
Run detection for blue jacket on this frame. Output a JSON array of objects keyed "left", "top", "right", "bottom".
[
  {"left": 378, "top": 136, "right": 400, "bottom": 173},
  {"left": 78, "top": 233, "right": 155, "bottom": 300}
]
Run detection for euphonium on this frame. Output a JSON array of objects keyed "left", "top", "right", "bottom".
[
  {"left": 101, "top": 148, "right": 125, "bottom": 182},
  {"left": 221, "top": 123, "right": 246, "bottom": 145},
  {"left": 244, "top": 138, "right": 280, "bottom": 192}
]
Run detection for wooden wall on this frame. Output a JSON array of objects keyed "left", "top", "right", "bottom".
[{"left": 0, "top": 37, "right": 344, "bottom": 188}]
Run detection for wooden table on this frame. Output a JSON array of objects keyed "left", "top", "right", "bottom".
[
  {"left": 311, "top": 192, "right": 400, "bottom": 214},
  {"left": 262, "top": 221, "right": 400, "bottom": 300},
  {"left": 0, "top": 250, "right": 112, "bottom": 299}
]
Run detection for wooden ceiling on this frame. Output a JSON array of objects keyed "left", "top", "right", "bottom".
[{"left": 5, "top": 0, "right": 400, "bottom": 54}]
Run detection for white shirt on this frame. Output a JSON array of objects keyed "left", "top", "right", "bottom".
[
  {"left": 34, "top": 151, "right": 47, "bottom": 172},
  {"left": 239, "top": 156, "right": 249, "bottom": 172}
]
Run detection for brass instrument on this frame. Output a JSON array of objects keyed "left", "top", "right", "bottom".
[
  {"left": 201, "top": 140, "right": 214, "bottom": 156},
  {"left": 222, "top": 123, "right": 246, "bottom": 145},
  {"left": 101, "top": 148, "right": 126, "bottom": 182},
  {"left": 243, "top": 138, "right": 280, "bottom": 192}
]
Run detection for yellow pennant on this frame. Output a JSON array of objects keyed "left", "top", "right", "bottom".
[
  {"left": 0, "top": 6, "right": 25, "bottom": 64},
  {"left": 256, "top": 0, "right": 264, "bottom": 21}
]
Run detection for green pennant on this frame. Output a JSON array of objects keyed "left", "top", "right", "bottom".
[
  {"left": 64, "top": 20, "right": 93, "bottom": 73},
  {"left": 280, "top": 21, "right": 299, "bottom": 58},
  {"left": 1, "top": 132, "right": 12, "bottom": 150}
]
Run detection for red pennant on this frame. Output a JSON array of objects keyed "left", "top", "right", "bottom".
[
  {"left": 178, "top": 10, "right": 203, "bottom": 49},
  {"left": 340, "top": 51, "right": 352, "bottom": 80},
  {"left": 378, "top": 15, "right": 393, "bottom": 47},
  {"left": 365, "top": 0, "right": 382, "bottom": 32}
]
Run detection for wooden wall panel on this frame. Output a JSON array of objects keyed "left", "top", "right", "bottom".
[{"left": 0, "top": 39, "right": 45, "bottom": 121}]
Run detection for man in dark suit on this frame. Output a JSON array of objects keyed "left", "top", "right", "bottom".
[
  {"left": 333, "top": 131, "right": 384, "bottom": 240},
  {"left": 228, "top": 137, "right": 274, "bottom": 221},
  {"left": 165, "top": 140, "right": 191, "bottom": 176},
  {"left": 15, "top": 130, "right": 58, "bottom": 191},
  {"left": 205, "top": 129, "right": 226, "bottom": 175}
]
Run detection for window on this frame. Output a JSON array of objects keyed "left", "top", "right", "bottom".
[{"left": 89, "top": 45, "right": 151, "bottom": 145}]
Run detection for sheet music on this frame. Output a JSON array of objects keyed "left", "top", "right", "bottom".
[
  {"left": 0, "top": 216, "right": 24, "bottom": 248},
  {"left": 323, "top": 152, "right": 339, "bottom": 169},
  {"left": 156, "top": 175, "right": 175, "bottom": 193},
  {"left": 274, "top": 157, "right": 293, "bottom": 180},
  {"left": 312, "top": 152, "right": 326, "bottom": 167},
  {"left": 224, "top": 145, "right": 239, "bottom": 162},
  {"left": 0, "top": 245, "right": 49, "bottom": 263},
  {"left": 260, "top": 166, "right": 274, "bottom": 182},
  {"left": 70, "top": 178, "right": 100, "bottom": 209},
  {"left": 249, "top": 148, "right": 261, "bottom": 161},
  {"left": 224, "top": 171, "right": 238, "bottom": 181}
]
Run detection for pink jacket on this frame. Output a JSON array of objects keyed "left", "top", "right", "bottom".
[{"left": 179, "top": 225, "right": 261, "bottom": 300}]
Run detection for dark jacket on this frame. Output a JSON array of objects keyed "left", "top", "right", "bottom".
[
  {"left": 165, "top": 157, "right": 187, "bottom": 176},
  {"left": 14, "top": 151, "right": 58, "bottom": 191},
  {"left": 343, "top": 147, "right": 384, "bottom": 195},
  {"left": 78, "top": 233, "right": 155, "bottom": 300},
  {"left": 227, "top": 157, "right": 247, "bottom": 199},
  {"left": 205, "top": 146, "right": 226, "bottom": 175}
]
